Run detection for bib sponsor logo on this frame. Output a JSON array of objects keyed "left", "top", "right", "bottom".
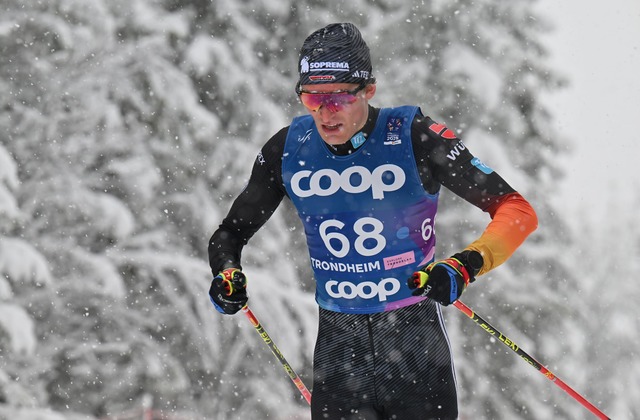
[
  {"left": 326, "top": 278, "right": 401, "bottom": 301},
  {"left": 385, "top": 117, "right": 403, "bottom": 145},
  {"left": 290, "top": 164, "right": 406, "bottom": 200},
  {"left": 383, "top": 251, "right": 415, "bottom": 270},
  {"left": 298, "top": 129, "right": 313, "bottom": 144}
]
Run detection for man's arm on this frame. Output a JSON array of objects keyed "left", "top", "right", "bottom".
[
  {"left": 208, "top": 127, "right": 288, "bottom": 274},
  {"left": 464, "top": 193, "right": 537, "bottom": 275},
  {"left": 412, "top": 115, "right": 538, "bottom": 275}
]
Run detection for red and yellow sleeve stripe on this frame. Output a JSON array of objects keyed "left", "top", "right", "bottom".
[{"left": 465, "top": 193, "right": 538, "bottom": 276}]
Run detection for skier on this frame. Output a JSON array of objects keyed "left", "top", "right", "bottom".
[{"left": 208, "top": 22, "right": 538, "bottom": 419}]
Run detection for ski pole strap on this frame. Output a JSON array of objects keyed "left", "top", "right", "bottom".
[
  {"left": 452, "top": 300, "right": 610, "bottom": 420},
  {"left": 441, "top": 257, "right": 471, "bottom": 286},
  {"left": 241, "top": 306, "right": 312, "bottom": 405}
]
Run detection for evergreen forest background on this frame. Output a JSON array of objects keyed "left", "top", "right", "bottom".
[{"left": 0, "top": 0, "right": 638, "bottom": 419}]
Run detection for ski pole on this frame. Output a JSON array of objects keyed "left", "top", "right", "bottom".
[
  {"left": 452, "top": 300, "right": 610, "bottom": 420},
  {"left": 241, "top": 305, "right": 312, "bottom": 405}
]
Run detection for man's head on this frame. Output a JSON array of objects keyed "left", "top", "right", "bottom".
[
  {"left": 296, "top": 23, "right": 377, "bottom": 145},
  {"left": 297, "top": 23, "right": 375, "bottom": 88}
]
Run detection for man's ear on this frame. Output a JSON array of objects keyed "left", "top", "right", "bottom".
[{"left": 364, "top": 83, "right": 376, "bottom": 100}]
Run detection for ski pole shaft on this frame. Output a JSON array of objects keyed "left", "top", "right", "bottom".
[
  {"left": 241, "top": 306, "right": 312, "bottom": 405},
  {"left": 452, "top": 300, "right": 610, "bottom": 419}
]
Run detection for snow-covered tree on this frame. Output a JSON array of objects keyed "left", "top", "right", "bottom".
[{"left": 0, "top": 0, "right": 632, "bottom": 419}]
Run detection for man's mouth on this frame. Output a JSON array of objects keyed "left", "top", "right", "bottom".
[{"left": 322, "top": 123, "right": 342, "bottom": 132}]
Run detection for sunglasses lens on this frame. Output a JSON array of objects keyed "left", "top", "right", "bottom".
[
  {"left": 299, "top": 94, "right": 324, "bottom": 112},
  {"left": 299, "top": 92, "right": 359, "bottom": 112}
]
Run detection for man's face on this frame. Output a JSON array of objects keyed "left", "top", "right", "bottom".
[{"left": 298, "top": 83, "right": 376, "bottom": 145}]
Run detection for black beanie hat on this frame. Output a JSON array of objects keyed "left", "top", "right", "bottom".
[{"left": 297, "top": 23, "right": 375, "bottom": 90}]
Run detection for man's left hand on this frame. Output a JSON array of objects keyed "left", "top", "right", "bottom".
[{"left": 407, "top": 251, "right": 483, "bottom": 306}]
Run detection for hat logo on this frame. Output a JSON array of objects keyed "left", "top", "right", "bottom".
[
  {"left": 309, "top": 75, "right": 336, "bottom": 81},
  {"left": 352, "top": 70, "right": 370, "bottom": 79},
  {"left": 300, "top": 56, "right": 310, "bottom": 74}
]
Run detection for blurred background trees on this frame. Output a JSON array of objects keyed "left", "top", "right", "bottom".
[{"left": 0, "top": 0, "right": 633, "bottom": 418}]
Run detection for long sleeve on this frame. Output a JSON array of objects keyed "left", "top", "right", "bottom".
[
  {"left": 410, "top": 114, "right": 537, "bottom": 276},
  {"left": 465, "top": 192, "right": 538, "bottom": 275},
  {"left": 208, "top": 127, "right": 288, "bottom": 274}
]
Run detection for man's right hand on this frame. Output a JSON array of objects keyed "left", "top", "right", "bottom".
[{"left": 209, "top": 268, "right": 248, "bottom": 314}]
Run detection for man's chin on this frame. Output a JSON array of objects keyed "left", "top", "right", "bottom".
[
  {"left": 323, "top": 138, "right": 350, "bottom": 146},
  {"left": 319, "top": 132, "right": 349, "bottom": 145}
]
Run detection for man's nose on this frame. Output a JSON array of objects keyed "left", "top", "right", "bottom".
[{"left": 317, "top": 104, "right": 338, "bottom": 118}]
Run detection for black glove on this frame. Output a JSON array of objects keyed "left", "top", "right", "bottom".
[
  {"left": 407, "top": 250, "right": 483, "bottom": 306},
  {"left": 209, "top": 268, "right": 248, "bottom": 314}
]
